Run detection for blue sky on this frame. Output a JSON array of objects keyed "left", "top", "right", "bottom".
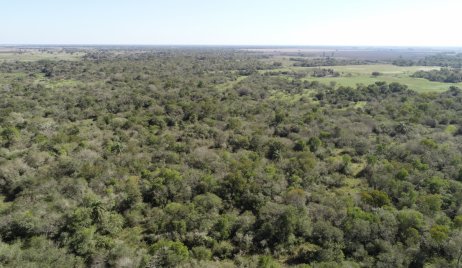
[{"left": 1, "top": 0, "right": 461, "bottom": 46}]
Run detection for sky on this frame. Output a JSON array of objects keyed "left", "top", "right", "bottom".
[{"left": 1, "top": 0, "right": 461, "bottom": 46}]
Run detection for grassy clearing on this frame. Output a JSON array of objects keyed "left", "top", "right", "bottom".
[
  {"left": 306, "top": 75, "right": 460, "bottom": 92},
  {"left": 263, "top": 64, "right": 462, "bottom": 93},
  {"left": 326, "top": 64, "right": 438, "bottom": 75}
]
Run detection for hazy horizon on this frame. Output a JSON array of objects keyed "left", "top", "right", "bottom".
[
  {"left": 2, "top": 44, "right": 462, "bottom": 49},
  {"left": 2, "top": 0, "right": 461, "bottom": 47}
]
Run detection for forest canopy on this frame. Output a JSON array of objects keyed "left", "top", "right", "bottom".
[{"left": 1, "top": 48, "right": 462, "bottom": 267}]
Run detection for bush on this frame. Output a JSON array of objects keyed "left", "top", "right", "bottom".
[
  {"left": 150, "top": 240, "right": 189, "bottom": 267},
  {"left": 191, "top": 246, "right": 212, "bottom": 261}
]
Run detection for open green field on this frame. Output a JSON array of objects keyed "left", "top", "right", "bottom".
[{"left": 264, "top": 64, "right": 462, "bottom": 92}]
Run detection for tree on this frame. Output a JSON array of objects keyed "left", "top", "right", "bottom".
[
  {"left": 150, "top": 240, "right": 189, "bottom": 267},
  {"left": 1, "top": 126, "right": 20, "bottom": 147},
  {"left": 361, "top": 190, "right": 391, "bottom": 208},
  {"left": 267, "top": 140, "right": 285, "bottom": 161}
]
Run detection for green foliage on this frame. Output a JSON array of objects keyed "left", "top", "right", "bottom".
[
  {"left": 425, "top": 176, "right": 449, "bottom": 194},
  {"left": 258, "top": 255, "right": 281, "bottom": 268},
  {"left": 191, "top": 246, "right": 212, "bottom": 261},
  {"left": 412, "top": 68, "right": 462, "bottom": 83},
  {"left": 141, "top": 168, "right": 186, "bottom": 206},
  {"left": 429, "top": 225, "right": 449, "bottom": 243},
  {"left": 256, "top": 203, "right": 312, "bottom": 248},
  {"left": 1, "top": 126, "right": 20, "bottom": 147},
  {"left": 267, "top": 140, "right": 284, "bottom": 161},
  {"left": 0, "top": 237, "right": 84, "bottom": 268},
  {"left": 150, "top": 240, "right": 189, "bottom": 267},
  {"left": 308, "top": 137, "right": 322, "bottom": 152},
  {"left": 68, "top": 226, "right": 98, "bottom": 257},
  {"left": 393, "top": 53, "right": 462, "bottom": 68},
  {"left": 417, "top": 194, "right": 442, "bottom": 215},
  {"left": 454, "top": 215, "right": 462, "bottom": 228},
  {"left": 397, "top": 209, "right": 424, "bottom": 232},
  {"left": 396, "top": 168, "right": 409, "bottom": 180},
  {"left": 1, "top": 48, "right": 462, "bottom": 267},
  {"left": 361, "top": 190, "right": 391, "bottom": 208},
  {"left": 294, "top": 140, "right": 307, "bottom": 152},
  {"left": 212, "top": 240, "right": 234, "bottom": 259}
]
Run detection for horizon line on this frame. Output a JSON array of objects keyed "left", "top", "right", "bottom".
[{"left": 1, "top": 44, "right": 462, "bottom": 49}]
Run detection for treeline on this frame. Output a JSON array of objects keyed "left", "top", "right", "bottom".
[
  {"left": 291, "top": 57, "right": 365, "bottom": 67},
  {"left": 393, "top": 53, "right": 462, "bottom": 68},
  {"left": 262, "top": 68, "right": 341, "bottom": 79},
  {"left": 311, "top": 68, "right": 340, "bottom": 78},
  {"left": 412, "top": 68, "right": 462, "bottom": 83},
  {"left": 1, "top": 50, "right": 462, "bottom": 267}
]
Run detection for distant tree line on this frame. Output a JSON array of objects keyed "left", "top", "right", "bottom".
[
  {"left": 311, "top": 68, "right": 340, "bottom": 77},
  {"left": 393, "top": 53, "right": 462, "bottom": 68},
  {"left": 412, "top": 68, "right": 462, "bottom": 83},
  {"left": 291, "top": 57, "right": 365, "bottom": 67}
]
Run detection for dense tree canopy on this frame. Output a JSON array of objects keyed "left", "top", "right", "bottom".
[{"left": 1, "top": 48, "right": 462, "bottom": 267}]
